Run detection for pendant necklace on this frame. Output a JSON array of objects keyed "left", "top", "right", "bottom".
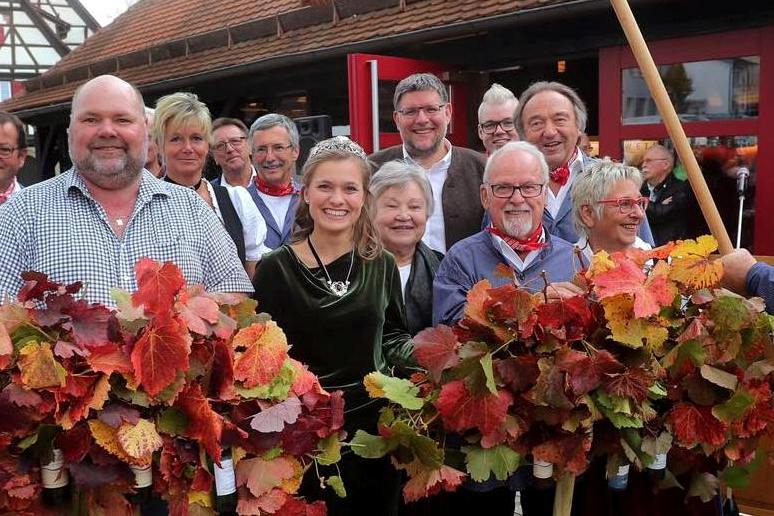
[{"left": 307, "top": 237, "right": 354, "bottom": 297}]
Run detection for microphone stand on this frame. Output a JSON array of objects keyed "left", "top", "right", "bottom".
[{"left": 735, "top": 167, "right": 749, "bottom": 250}]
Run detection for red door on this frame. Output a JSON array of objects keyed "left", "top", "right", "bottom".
[{"left": 347, "top": 53, "right": 470, "bottom": 154}]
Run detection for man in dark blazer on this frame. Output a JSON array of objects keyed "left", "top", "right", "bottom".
[
  {"left": 640, "top": 144, "right": 698, "bottom": 246},
  {"left": 515, "top": 81, "right": 654, "bottom": 245},
  {"left": 369, "top": 73, "right": 485, "bottom": 253}
]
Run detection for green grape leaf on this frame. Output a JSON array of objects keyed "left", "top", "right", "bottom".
[
  {"left": 325, "top": 475, "right": 347, "bottom": 498},
  {"left": 157, "top": 407, "right": 188, "bottom": 435},
  {"left": 711, "top": 390, "right": 755, "bottom": 423},
  {"left": 364, "top": 372, "right": 424, "bottom": 410},
  {"left": 350, "top": 430, "right": 395, "bottom": 459},
  {"left": 480, "top": 353, "right": 497, "bottom": 395},
  {"left": 461, "top": 445, "right": 520, "bottom": 482},
  {"left": 316, "top": 434, "right": 342, "bottom": 466}
]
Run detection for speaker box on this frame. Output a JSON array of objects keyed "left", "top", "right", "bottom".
[{"left": 294, "top": 115, "right": 332, "bottom": 169}]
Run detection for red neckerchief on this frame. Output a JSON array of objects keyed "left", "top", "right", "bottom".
[
  {"left": 0, "top": 181, "right": 15, "bottom": 204},
  {"left": 255, "top": 175, "right": 295, "bottom": 196},
  {"left": 549, "top": 148, "right": 579, "bottom": 187},
  {"left": 486, "top": 224, "right": 547, "bottom": 253}
]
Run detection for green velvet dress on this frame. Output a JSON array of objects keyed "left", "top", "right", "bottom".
[{"left": 252, "top": 245, "right": 414, "bottom": 516}]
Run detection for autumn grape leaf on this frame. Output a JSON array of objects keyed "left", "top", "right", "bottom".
[
  {"left": 233, "top": 322, "right": 289, "bottom": 389},
  {"left": 480, "top": 353, "right": 497, "bottom": 395},
  {"left": 250, "top": 397, "right": 303, "bottom": 433},
  {"left": 556, "top": 347, "right": 623, "bottom": 396},
  {"left": 524, "top": 356, "right": 573, "bottom": 409},
  {"left": 131, "top": 315, "right": 191, "bottom": 397},
  {"left": 2, "top": 383, "right": 43, "bottom": 408},
  {"left": 603, "top": 367, "right": 654, "bottom": 403},
  {"left": 86, "top": 344, "right": 133, "bottom": 376},
  {"left": 532, "top": 433, "right": 592, "bottom": 475},
  {"left": 117, "top": 419, "right": 163, "bottom": 460},
  {"left": 396, "top": 460, "right": 465, "bottom": 503},
  {"left": 236, "top": 487, "right": 288, "bottom": 515},
  {"left": 18, "top": 341, "right": 67, "bottom": 389},
  {"left": 0, "top": 323, "right": 12, "bottom": 370},
  {"left": 462, "top": 280, "right": 511, "bottom": 342},
  {"left": 712, "top": 390, "right": 755, "bottom": 423},
  {"left": 131, "top": 259, "right": 186, "bottom": 316},
  {"left": 687, "top": 472, "right": 720, "bottom": 503},
  {"left": 350, "top": 430, "right": 394, "bottom": 459},
  {"left": 316, "top": 434, "right": 342, "bottom": 466},
  {"left": 592, "top": 259, "right": 676, "bottom": 318},
  {"left": 98, "top": 404, "right": 140, "bottom": 428},
  {"left": 175, "top": 383, "right": 223, "bottom": 464},
  {"left": 65, "top": 300, "right": 114, "bottom": 348},
  {"left": 602, "top": 295, "right": 668, "bottom": 349},
  {"left": 586, "top": 249, "right": 615, "bottom": 276},
  {"left": 176, "top": 286, "right": 221, "bottom": 336},
  {"left": 364, "top": 372, "right": 424, "bottom": 410},
  {"left": 667, "top": 402, "right": 727, "bottom": 448},
  {"left": 669, "top": 236, "right": 723, "bottom": 290},
  {"left": 412, "top": 325, "right": 460, "bottom": 382},
  {"left": 435, "top": 379, "right": 512, "bottom": 436},
  {"left": 461, "top": 444, "right": 520, "bottom": 482},
  {"left": 699, "top": 365, "right": 738, "bottom": 391},
  {"left": 536, "top": 295, "right": 594, "bottom": 341},
  {"left": 88, "top": 419, "right": 146, "bottom": 465},
  {"left": 236, "top": 456, "right": 296, "bottom": 498}
]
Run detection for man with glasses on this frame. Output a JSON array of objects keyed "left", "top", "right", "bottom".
[
  {"left": 515, "top": 81, "right": 653, "bottom": 245},
  {"left": 0, "top": 112, "right": 27, "bottom": 204},
  {"left": 245, "top": 113, "right": 303, "bottom": 249},
  {"left": 434, "top": 141, "right": 576, "bottom": 325},
  {"left": 211, "top": 117, "right": 253, "bottom": 189},
  {"left": 478, "top": 83, "right": 519, "bottom": 155},
  {"left": 640, "top": 143, "right": 696, "bottom": 246},
  {"left": 369, "top": 72, "right": 486, "bottom": 253}
]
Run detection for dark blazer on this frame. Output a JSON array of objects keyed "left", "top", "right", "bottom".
[
  {"left": 369, "top": 145, "right": 486, "bottom": 250},
  {"left": 404, "top": 242, "right": 443, "bottom": 335},
  {"left": 211, "top": 185, "right": 246, "bottom": 265},
  {"left": 213, "top": 175, "right": 302, "bottom": 249},
  {"left": 640, "top": 172, "right": 698, "bottom": 246}
]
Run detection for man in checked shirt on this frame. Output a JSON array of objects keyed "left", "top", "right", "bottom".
[{"left": 0, "top": 75, "right": 253, "bottom": 306}]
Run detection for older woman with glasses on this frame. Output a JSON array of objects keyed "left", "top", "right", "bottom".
[
  {"left": 153, "top": 92, "right": 268, "bottom": 277},
  {"left": 370, "top": 160, "right": 442, "bottom": 335},
  {"left": 571, "top": 159, "right": 652, "bottom": 268}
]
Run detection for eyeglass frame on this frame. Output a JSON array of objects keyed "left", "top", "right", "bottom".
[
  {"left": 479, "top": 119, "right": 516, "bottom": 134},
  {"left": 596, "top": 196, "right": 649, "bottom": 214},
  {"left": 394, "top": 104, "right": 448, "bottom": 118},
  {"left": 212, "top": 136, "right": 247, "bottom": 153},
  {"left": 0, "top": 146, "right": 20, "bottom": 158},
  {"left": 485, "top": 182, "right": 545, "bottom": 199},
  {"left": 253, "top": 143, "right": 295, "bottom": 157}
]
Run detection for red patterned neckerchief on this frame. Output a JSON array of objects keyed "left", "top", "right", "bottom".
[
  {"left": 0, "top": 181, "right": 15, "bottom": 204},
  {"left": 255, "top": 175, "right": 295, "bottom": 196},
  {"left": 486, "top": 224, "right": 547, "bottom": 253},
  {"left": 549, "top": 148, "right": 579, "bottom": 187}
]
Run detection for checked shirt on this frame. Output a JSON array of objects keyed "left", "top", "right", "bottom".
[{"left": 0, "top": 169, "right": 253, "bottom": 307}]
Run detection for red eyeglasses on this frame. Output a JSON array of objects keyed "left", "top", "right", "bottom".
[{"left": 596, "top": 196, "right": 649, "bottom": 214}]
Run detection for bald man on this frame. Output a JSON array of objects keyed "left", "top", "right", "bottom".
[{"left": 0, "top": 74, "right": 252, "bottom": 305}]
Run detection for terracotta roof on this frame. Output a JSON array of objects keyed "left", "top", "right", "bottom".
[{"left": 2, "top": 0, "right": 568, "bottom": 113}]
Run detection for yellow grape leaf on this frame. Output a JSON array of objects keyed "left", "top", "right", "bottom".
[
  {"left": 603, "top": 296, "right": 668, "bottom": 349},
  {"left": 187, "top": 490, "right": 213, "bottom": 508},
  {"left": 586, "top": 249, "right": 615, "bottom": 278},
  {"left": 363, "top": 373, "right": 384, "bottom": 398},
  {"left": 669, "top": 235, "right": 723, "bottom": 289},
  {"left": 88, "top": 375, "right": 111, "bottom": 412},
  {"left": 279, "top": 456, "right": 304, "bottom": 494},
  {"left": 117, "top": 419, "right": 163, "bottom": 461},
  {"left": 18, "top": 341, "right": 66, "bottom": 389},
  {"left": 88, "top": 419, "right": 149, "bottom": 466}
]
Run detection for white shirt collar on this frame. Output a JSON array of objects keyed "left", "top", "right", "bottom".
[
  {"left": 219, "top": 165, "right": 257, "bottom": 189},
  {"left": 546, "top": 147, "right": 583, "bottom": 217},
  {"left": 402, "top": 139, "right": 452, "bottom": 171}
]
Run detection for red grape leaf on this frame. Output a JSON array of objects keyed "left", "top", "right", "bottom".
[
  {"left": 668, "top": 402, "right": 727, "bottom": 448},
  {"left": 524, "top": 357, "right": 573, "bottom": 409},
  {"left": 532, "top": 433, "right": 592, "bottom": 475},
  {"left": 130, "top": 315, "right": 191, "bottom": 397},
  {"left": 397, "top": 459, "right": 465, "bottom": 502},
  {"left": 250, "top": 396, "right": 303, "bottom": 433},
  {"left": 435, "top": 379, "right": 512, "bottom": 436},
  {"left": 54, "top": 340, "right": 88, "bottom": 359},
  {"left": 236, "top": 487, "right": 289, "bottom": 515},
  {"left": 462, "top": 280, "right": 511, "bottom": 342},
  {"left": 274, "top": 497, "right": 327, "bottom": 516},
  {"left": 592, "top": 258, "right": 676, "bottom": 318},
  {"left": 87, "top": 343, "right": 133, "bottom": 376},
  {"left": 484, "top": 284, "right": 538, "bottom": 338},
  {"left": 175, "top": 383, "right": 223, "bottom": 464},
  {"left": 131, "top": 258, "right": 185, "bottom": 316},
  {"left": 602, "top": 367, "right": 654, "bottom": 403},
  {"left": 66, "top": 300, "right": 114, "bottom": 348},
  {"left": 289, "top": 358, "right": 320, "bottom": 397},
  {"left": 176, "top": 286, "right": 221, "bottom": 336},
  {"left": 56, "top": 423, "right": 92, "bottom": 462},
  {"left": 536, "top": 296, "right": 594, "bottom": 341},
  {"left": 556, "top": 347, "right": 624, "bottom": 396},
  {"left": 1, "top": 383, "right": 43, "bottom": 408},
  {"left": 494, "top": 355, "right": 540, "bottom": 394},
  {"left": 17, "top": 271, "right": 70, "bottom": 302},
  {"left": 210, "top": 338, "right": 235, "bottom": 400},
  {"left": 97, "top": 404, "right": 140, "bottom": 428},
  {"left": 413, "top": 325, "right": 460, "bottom": 382},
  {"left": 0, "top": 323, "right": 12, "bottom": 370},
  {"left": 233, "top": 322, "right": 289, "bottom": 389},
  {"left": 235, "top": 456, "right": 296, "bottom": 498}
]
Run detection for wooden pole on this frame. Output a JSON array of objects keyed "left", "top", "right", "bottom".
[{"left": 609, "top": 0, "right": 734, "bottom": 255}]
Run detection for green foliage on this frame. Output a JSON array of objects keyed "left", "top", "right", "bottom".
[{"left": 462, "top": 445, "right": 520, "bottom": 482}]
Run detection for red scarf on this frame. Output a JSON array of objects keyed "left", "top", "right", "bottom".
[
  {"left": 486, "top": 224, "right": 547, "bottom": 253},
  {"left": 255, "top": 176, "right": 295, "bottom": 196},
  {"left": 0, "top": 181, "right": 15, "bottom": 204},
  {"left": 549, "top": 148, "right": 579, "bottom": 187}
]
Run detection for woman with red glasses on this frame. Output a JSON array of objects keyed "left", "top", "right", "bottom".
[{"left": 571, "top": 159, "right": 652, "bottom": 267}]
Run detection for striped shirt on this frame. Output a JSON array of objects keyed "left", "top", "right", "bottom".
[{"left": 0, "top": 169, "right": 253, "bottom": 307}]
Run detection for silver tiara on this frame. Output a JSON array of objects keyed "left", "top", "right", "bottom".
[{"left": 308, "top": 136, "right": 367, "bottom": 161}]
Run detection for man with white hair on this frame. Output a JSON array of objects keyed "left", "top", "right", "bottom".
[
  {"left": 433, "top": 141, "right": 577, "bottom": 326},
  {"left": 0, "top": 74, "right": 252, "bottom": 305},
  {"left": 477, "top": 83, "right": 519, "bottom": 155},
  {"left": 143, "top": 106, "right": 162, "bottom": 177}
]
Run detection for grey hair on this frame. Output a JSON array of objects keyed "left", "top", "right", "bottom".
[
  {"left": 515, "top": 81, "right": 588, "bottom": 138},
  {"left": 477, "top": 83, "right": 518, "bottom": 122},
  {"left": 144, "top": 106, "right": 155, "bottom": 117},
  {"left": 484, "top": 141, "right": 549, "bottom": 184},
  {"left": 645, "top": 143, "right": 675, "bottom": 168},
  {"left": 248, "top": 113, "right": 299, "bottom": 151},
  {"left": 393, "top": 73, "right": 448, "bottom": 109},
  {"left": 571, "top": 158, "right": 643, "bottom": 238},
  {"left": 370, "top": 160, "right": 434, "bottom": 217}
]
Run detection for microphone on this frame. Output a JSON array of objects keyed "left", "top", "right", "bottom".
[{"left": 736, "top": 167, "right": 749, "bottom": 197}]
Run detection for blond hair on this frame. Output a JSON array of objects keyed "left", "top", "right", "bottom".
[{"left": 152, "top": 92, "right": 212, "bottom": 152}]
